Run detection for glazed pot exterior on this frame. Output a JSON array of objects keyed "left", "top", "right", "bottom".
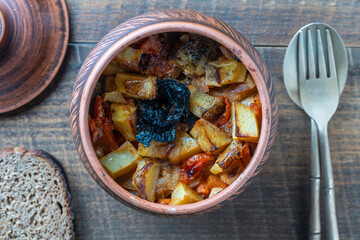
[{"left": 70, "top": 9, "right": 278, "bottom": 217}]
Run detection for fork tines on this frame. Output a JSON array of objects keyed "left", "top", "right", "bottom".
[{"left": 298, "top": 28, "right": 337, "bottom": 80}]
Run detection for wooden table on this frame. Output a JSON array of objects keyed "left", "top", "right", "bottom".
[{"left": 1, "top": 1, "right": 359, "bottom": 239}]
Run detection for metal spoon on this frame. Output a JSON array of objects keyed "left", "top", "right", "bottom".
[{"left": 283, "top": 23, "right": 348, "bottom": 240}]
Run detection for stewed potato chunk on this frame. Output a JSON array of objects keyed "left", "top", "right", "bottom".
[
  {"left": 232, "top": 102, "right": 260, "bottom": 142},
  {"left": 133, "top": 159, "right": 161, "bottom": 202},
  {"left": 170, "top": 182, "right": 203, "bottom": 205},
  {"left": 168, "top": 132, "right": 202, "bottom": 164},
  {"left": 206, "top": 57, "right": 247, "bottom": 87},
  {"left": 100, "top": 141, "right": 141, "bottom": 179},
  {"left": 111, "top": 103, "right": 137, "bottom": 141},
  {"left": 210, "top": 140, "right": 244, "bottom": 174},
  {"left": 190, "top": 119, "right": 232, "bottom": 155},
  {"left": 188, "top": 85, "right": 225, "bottom": 121},
  {"left": 115, "top": 73, "right": 157, "bottom": 100}
]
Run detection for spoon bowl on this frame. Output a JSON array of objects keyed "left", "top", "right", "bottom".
[{"left": 284, "top": 23, "right": 347, "bottom": 106}]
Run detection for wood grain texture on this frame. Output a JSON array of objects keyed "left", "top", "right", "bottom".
[
  {"left": 69, "top": 9, "right": 277, "bottom": 216},
  {"left": 0, "top": 0, "right": 359, "bottom": 238},
  {"left": 1, "top": 44, "right": 359, "bottom": 239},
  {"left": 66, "top": 0, "right": 360, "bottom": 47},
  {"left": 0, "top": 0, "right": 69, "bottom": 113}
]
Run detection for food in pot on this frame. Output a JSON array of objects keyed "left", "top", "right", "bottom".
[{"left": 89, "top": 33, "right": 262, "bottom": 205}]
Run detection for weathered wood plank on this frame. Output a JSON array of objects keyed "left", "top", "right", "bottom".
[
  {"left": 66, "top": 0, "right": 360, "bottom": 47},
  {"left": 0, "top": 44, "right": 359, "bottom": 239}
]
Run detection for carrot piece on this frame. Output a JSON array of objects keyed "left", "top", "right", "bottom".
[
  {"left": 92, "top": 95, "right": 121, "bottom": 154},
  {"left": 249, "top": 143, "right": 257, "bottom": 155},
  {"left": 215, "top": 98, "right": 231, "bottom": 127},
  {"left": 157, "top": 198, "right": 171, "bottom": 205},
  {"left": 195, "top": 180, "right": 210, "bottom": 195},
  {"left": 102, "top": 128, "right": 120, "bottom": 153},
  {"left": 206, "top": 175, "right": 228, "bottom": 190}
]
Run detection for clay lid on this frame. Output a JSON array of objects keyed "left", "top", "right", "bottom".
[{"left": 0, "top": 0, "right": 69, "bottom": 113}]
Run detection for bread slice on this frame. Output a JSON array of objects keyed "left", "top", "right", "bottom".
[{"left": 0, "top": 147, "right": 74, "bottom": 239}]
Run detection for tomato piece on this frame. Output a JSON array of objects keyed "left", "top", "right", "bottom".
[
  {"left": 140, "top": 35, "right": 162, "bottom": 55},
  {"left": 140, "top": 54, "right": 178, "bottom": 78},
  {"left": 92, "top": 95, "right": 121, "bottom": 154},
  {"left": 101, "top": 129, "right": 120, "bottom": 153},
  {"left": 241, "top": 143, "right": 251, "bottom": 166},
  {"left": 89, "top": 115, "right": 102, "bottom": 144},
  {"left": 180, "top": 153, "right": 215, "bottom": 185},
  {"left": 94, "top": 95, "right": 106, "bottom": 128},
  {"left": 138, "top": 38, "right": 179, "bottom": 78},
  {"left": 250, "top": 102, "right": 262, "bottom": 126},
  {"left": 215, "top": 98, "right": 231, "bottom": 128}
]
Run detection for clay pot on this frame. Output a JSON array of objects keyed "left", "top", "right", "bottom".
[{"left": 70, "top": 9, "right": 278, "bottom": 217}]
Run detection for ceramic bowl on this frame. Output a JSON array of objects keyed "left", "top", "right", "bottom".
[{"left": 70, "top": 9, "right": 278, "bottom": 217}]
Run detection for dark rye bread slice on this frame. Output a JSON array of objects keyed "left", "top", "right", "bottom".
[{"left": 0, "top": 147, "right": 75, "bottom": 239}]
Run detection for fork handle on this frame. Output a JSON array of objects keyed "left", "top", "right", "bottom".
[
  {"left": 318, "top": 123, "right": 339, "bottom": 240},
  {"left": 309, "top": 119, "right": 321, "bottom": 240}
]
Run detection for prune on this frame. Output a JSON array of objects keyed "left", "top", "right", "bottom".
[{"left": 136, "top": 79, "right": 190, "bottom": 147}]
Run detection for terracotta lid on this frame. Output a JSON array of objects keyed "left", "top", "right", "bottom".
[{"left": 0, "top": 0, "right": 69, "bottom": 113}]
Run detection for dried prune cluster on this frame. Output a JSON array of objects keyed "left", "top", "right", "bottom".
[{"left": 136, "top": 79, "right": 191, "bottom": 147}]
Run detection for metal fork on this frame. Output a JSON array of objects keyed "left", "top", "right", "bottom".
[{"left": 298, "top": 29, "right": 340, "bottom": 239}]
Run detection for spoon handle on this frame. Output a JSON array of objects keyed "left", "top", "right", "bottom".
[
  {"left": 309, "top": 119, "right": 321, "bottom": 240},
  {"left": 318, "top": 122, "right": 339, "bottom": 240}
]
